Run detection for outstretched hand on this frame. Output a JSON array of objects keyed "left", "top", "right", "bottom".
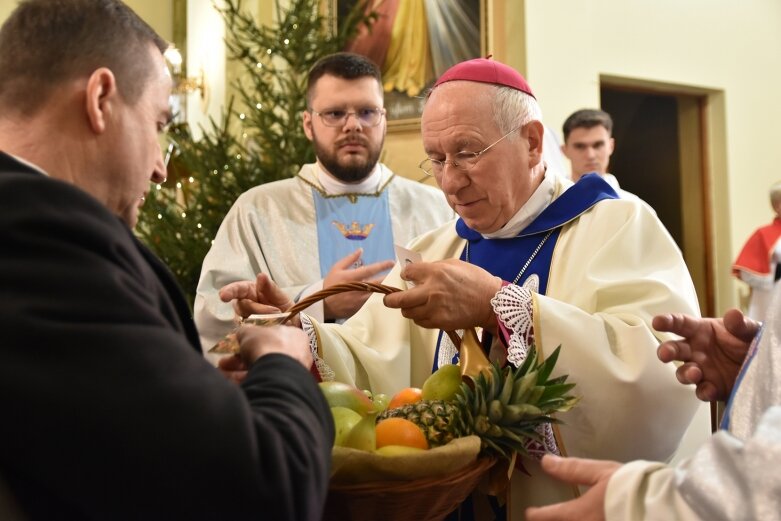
[
  {"left": 382, "top": 259, "right": 502, "bottom": 333},
  {"left": 237, "top": 324, "right": 312, "bottom": 368},
  {"left": 216, "top": 325, "right": 312, "bottom": 385},
  {"left": 525, "top": 455, "right": 620, "bottom": 521},
  {"left": 322, "top": 249, "right": 394, "bottom": 320},
  {"left": 219, "top": 273, "right": 293, "bottom": 319},
  {"left": 652, "top": 309, "right": 756, "bottom": 401}
]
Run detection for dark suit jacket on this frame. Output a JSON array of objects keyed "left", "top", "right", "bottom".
[{"left": 0, "top": 152, "right": 334, "bottom": 520}]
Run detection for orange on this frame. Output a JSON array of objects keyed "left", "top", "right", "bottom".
[
  {"left": 387, "top": 387, "right": 423, "bottom": 410},
  {"left": 375, "top": 418, "right": 429, "bottom": 450}
]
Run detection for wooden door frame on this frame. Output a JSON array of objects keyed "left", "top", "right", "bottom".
[{"left": 600, "top": 77, "right": 716, "bottom": 318}]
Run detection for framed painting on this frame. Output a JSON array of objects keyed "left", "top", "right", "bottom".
[{"left": 329, "top": 0, "right": 489, "bottom": 132}]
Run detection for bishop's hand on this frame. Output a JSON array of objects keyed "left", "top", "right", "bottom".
[{"left": 383, "top": 259, "right": 502, "bottom": 333}]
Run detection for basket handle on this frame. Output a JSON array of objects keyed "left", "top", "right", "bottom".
[
  {"left": 283, "top": 282, "right": 400, "bottom": 319},
  {"left": 282, "top": 282, "right": 491, "bottom": 378}
]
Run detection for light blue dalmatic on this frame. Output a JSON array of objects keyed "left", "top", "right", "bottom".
[{"left": 313, "top": 189, "right": 395, "bottom": 277}]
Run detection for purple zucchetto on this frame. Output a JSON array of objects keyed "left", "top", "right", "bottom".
[{"left": 432, "top": 56, "right": 535, "bottom": 99}]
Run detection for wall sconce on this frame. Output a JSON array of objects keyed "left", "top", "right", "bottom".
[{"left": 164, "top": 46, "right": 206, "bottom": 100}]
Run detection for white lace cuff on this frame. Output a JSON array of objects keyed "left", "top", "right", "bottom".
[
  {"left": 490, "top": 284, "right": 534, "bottom": 368},
  {"left": 490, "top": 285, "right": 560, "bottom": 458},
  {"left": 300, "top": 313, "right": 335, "bottom": 381}
]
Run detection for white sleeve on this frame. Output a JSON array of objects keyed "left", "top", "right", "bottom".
[
  {"left": 605, "top": 460, "right": 701, "bottom": 521},
  {"left": 528, "top": 200, "right": 703, "bottom": 465},
  {"left": 606, "top": 407, "right": 781, "bottom": 521},
  {"left": 675, "top": 406, "right": 781, "bottom": 521},
  {"left": 193, "top": 198, "right": 310, "bottom": 360}
]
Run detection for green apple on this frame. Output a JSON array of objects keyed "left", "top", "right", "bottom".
[
  {"left": 421, "top": 364, "right": 463, "bottom": 401},
  {"left": 331, "top": 406, "right": 363, "bottom": 447},
  {"left": 319, "top": 381, "right": 374, "bottom": 415}
]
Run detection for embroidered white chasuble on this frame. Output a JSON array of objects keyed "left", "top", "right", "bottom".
[{"left": 194, "top": 163, "right": 454, "bottom": 354}]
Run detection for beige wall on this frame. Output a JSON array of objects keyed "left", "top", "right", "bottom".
[
  {"left": 0, "top": 1, "right": 13, "bottom": 23},
  {"left": 0, "top": 1, "right": 173, "bottom": 41},
  {"left": 126, "top": 0, "right": 174, "bottom": 42}
]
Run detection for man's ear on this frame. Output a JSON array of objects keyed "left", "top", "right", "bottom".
[
  {"left": 524, "top": 120, "right": 544, "bottom": 166},
  {"left": 560, "top": 142, "right": 571, "bottom": 160},
  {"left": 302, "top": 110, "right": 314, "bottom": 142},
  {"left": 85, "top": 68, "right": 118, "bottom": 134},
  {"left": 607, "top": 136, "right": 616, "bottom": 156}
]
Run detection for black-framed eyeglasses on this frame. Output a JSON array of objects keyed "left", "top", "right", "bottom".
[
  {"left": 418, "top": 124, "right": 523, "bottom": 176},
  {"left": 309, "top": 107, "right": 386, "bottom": 127}
]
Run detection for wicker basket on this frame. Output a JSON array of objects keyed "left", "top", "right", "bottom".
[
  {"left": 323, "top": 456, "right": 495, "bottom": 521},
  {"left": 285, "top": 281, "right": 492, "bottom": 377},
  {"left": 284, "top": 282, "right": 500, "bottom": 521}
]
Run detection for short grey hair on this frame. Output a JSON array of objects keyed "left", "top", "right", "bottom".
[
  {"left": 424, "top": 82, "right": 543, "bottom": 135},
  {"left": 491, "top": 85, "right": 542, "bottom": 137}
]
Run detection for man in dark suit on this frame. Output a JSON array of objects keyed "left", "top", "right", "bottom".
[{"left": 0, "top": 1, "right": 333, "bottom": 520}]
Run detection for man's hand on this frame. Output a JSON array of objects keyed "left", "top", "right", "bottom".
[
  {"left": 652, "top": 309, "right": 755, "bottom": 401},
  {"left": 323, "top": 249, "right": 394, "bottom": 320},
  {"left": 217, "top": 353, "right": 248, "bottom": 385},
  {"left": 382, "top": 259, "right": 502, "bottom": 333},
  {"left": 525, "top": 455, "right": 620, "bottom": 521},
  {"left": 219, "top": 273, "right": 293, "bottom": 319},
  {"left": 237, "top": 324, "right": 312, "bottom": 369}
]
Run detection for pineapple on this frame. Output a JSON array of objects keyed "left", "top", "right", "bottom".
[{"left": 378, "top": 345, "right": 578, "bottom": 461}]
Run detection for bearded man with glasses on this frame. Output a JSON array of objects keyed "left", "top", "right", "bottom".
[
  {"left": 219, "top": 58, "right": 707, "bottom": 517},
  {"left": 195, "top": 52, "right": 453, "bottom": 355}
]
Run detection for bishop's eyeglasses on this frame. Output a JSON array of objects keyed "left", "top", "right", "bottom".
[
  {"left": 309, "top": 107, "right": 386, "bottom": 127},
  {"left": 418, "top": 124, "right": 523, "bottom": 176}
]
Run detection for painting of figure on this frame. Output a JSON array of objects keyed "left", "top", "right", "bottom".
[{"left": 337, "top": 0, "right": 483, "bottom": 124}]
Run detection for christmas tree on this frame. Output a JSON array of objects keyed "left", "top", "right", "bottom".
[{"left": 136, "top": 0, "right": 374, "bottom": 307}]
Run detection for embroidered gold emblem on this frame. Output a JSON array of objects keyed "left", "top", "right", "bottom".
[{"left": 332, "top": 220, "right": 375, "bottom": 240}]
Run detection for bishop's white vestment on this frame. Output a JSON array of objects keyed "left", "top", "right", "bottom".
[{"left": 303, "top": 174, "right": 704, "bottom": 515}]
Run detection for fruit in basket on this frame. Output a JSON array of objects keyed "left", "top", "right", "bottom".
[
  {"left": 331, "top": 406, "right": 363, "bottom": 447},
  {"left": 387, "top": 387, "right": 423, "bottom": 409},
  {"left": 375, "top": 418, "right": 429, "bottom": 450},
  {"left": 343, "top": 410, "right": 379, "bottom": 451},
  {"left": 319, "top": 381, "right": 374, "bottom": 415},
  {"left": 372, "top": 393, "right": 390, "bottom": 412},
  {"left": 378, "top": 346, "right": 578, "bottom": 460},
  {"left": 374, "top": 445, "right": 427, "bottom": 456},
  {"left": 421, "top": 363, "right": 462, "bottom": 401}
]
